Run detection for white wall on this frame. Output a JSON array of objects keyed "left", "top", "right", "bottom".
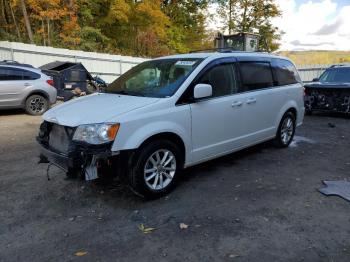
[
  {"left": 0, "top": 41, "right": 330, "bottom": 83},
  {"left": 0, "top": 41, "right": 148, "bottom": 83}
]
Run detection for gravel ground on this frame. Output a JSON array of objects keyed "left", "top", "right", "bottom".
[{"left": 0, "top": 110, "right": 350, "bottom": 262}]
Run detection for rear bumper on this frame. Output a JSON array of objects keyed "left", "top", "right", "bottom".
[
  {"left": 47, "top": 87, "right": 57, "bottom": 104},
  {"left": 49, "top": 96, "right": 57, "bottom": 105}
]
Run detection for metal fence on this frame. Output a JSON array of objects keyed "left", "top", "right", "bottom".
[
  {"left": 297, "top": 64, "right": 330, "bottom": 82},
  {"left": 0, "top": 41, "right": 148, "bottom": 83},
  {"left": 0, "top": 41, "right": 331, "bottom": 83}
]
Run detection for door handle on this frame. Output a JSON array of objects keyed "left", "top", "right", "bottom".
[
  {"left": 246, "top": 98, "right": 257, "bottom": 104},
  {"left": 232, "top": 101, "right": 243, "bottom": 107},
  {"left": 24, "top": 83, "right": 31, "bottom": 87}
]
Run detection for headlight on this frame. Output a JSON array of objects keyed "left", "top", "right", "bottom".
[{"left": 73, "top": 123, "right": 120, "bottom": 145}]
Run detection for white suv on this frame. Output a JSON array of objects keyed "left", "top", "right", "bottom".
[{"left": 37, "top": 52, "right": 304, "bottom": 198}]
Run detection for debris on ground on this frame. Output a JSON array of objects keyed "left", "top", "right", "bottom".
[
  {"left": 74, "top": 251, "right": 88, "bottom": 256},
  {"left": 319, "top": 180, "right": 350, "bottom": 202},
  {"left": 228, "top": 254, "right": 240, "bottom": 259},
  {"left": 138, "top": 224, "right": 156, "bottom": 234},
  {"left": 179, "top": 223, "right": 189, "bottom": 229},
  {"left": 328, "top": 123, "right": 336, "bottom": 128}
]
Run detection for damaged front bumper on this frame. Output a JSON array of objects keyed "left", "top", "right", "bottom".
[
  {"left": 37, "top": 121, "right": 120, "bottom": 180},
  {"left": 304, "top": 86, "right": 350, "bottom": 113}
]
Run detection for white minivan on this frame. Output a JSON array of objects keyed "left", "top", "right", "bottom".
[{"left": 37, "top": 52, "right": 304, "bottom": 198}]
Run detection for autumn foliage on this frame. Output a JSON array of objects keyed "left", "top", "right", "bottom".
[{"left": 0, "top": 0, "right": 282, "bottom": 57}]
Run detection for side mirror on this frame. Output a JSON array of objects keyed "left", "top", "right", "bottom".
[
  {"left": 194, "top": 84, "right": 212, "bottom": 100},
  {"left": 312, "top": 78, "right": 319, "bottom": 82}
]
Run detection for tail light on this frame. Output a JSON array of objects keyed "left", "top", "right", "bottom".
[{"left": 46, "top": 79, "right": 54, "bottom": 87}]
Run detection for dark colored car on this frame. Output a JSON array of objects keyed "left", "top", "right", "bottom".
[{"left": 304, "top": 64, "right": 350, "bottom": 114}]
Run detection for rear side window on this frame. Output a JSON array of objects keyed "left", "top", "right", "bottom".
[
  {"left": 239, "top": 62, "right": 274, "bottom": 91},
  {"left": 23, "top": 70, "right": 41, "bottom": 80},
  {"left": 198, "top": 63, "right": 237, "bottom": 98},
  {"left": 0, "top": 67, "right": 40, "bottom": 81},
  {"left": 273, "top": 59, "right": 300, "bottom": 86}
]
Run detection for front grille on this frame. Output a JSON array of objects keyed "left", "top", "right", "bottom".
[{"left": 48, "top": 124, "right": 73, "bottom": 154}]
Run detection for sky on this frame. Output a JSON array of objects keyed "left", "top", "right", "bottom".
[
  {"left": 209, "top": 0, "right": 350, "bottom": 51},
  {"left": 274, "top": 0, "right": 350, "bottom": 50}
]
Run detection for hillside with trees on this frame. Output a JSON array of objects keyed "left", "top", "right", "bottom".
[
  {"left": 278, "top": 51, "right": 350, "bottom": 66},
  {"left": 0, "top": 0, "right": 282, "bottom": 57}
]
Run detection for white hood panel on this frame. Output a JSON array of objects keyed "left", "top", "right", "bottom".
[{"left": 43, "top": 93, "right": 159, "bottom": 127}]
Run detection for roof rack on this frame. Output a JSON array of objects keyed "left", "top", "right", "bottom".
[
  {"left": 0, "top": 60, "right": 34, "bottom": 68},
  {"left": 189, "top": 47, "right": 264, "bottom": 54}
]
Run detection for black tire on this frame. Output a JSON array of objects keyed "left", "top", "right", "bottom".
[
  {"left": 274, "top": 111, "right": 296, "bottom": 148},
  {"left": 25, "top": 94, "right": 49, "bottom": 115},
  {"left": 127, "top": 139, "right": 183, "bottom": 199},
  {"left": 305, "top": 110, "right": 313, "bottom": 115}
]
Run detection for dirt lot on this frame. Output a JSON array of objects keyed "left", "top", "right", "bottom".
[{"left": 0, "top": 110, "right": 350, "bottom": 262}]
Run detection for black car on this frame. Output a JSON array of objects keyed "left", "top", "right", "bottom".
[{"left": 304, "top": 64, "right": 350, "bottom": 114}]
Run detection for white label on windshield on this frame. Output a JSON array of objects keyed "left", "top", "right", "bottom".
[{"left": 175, "top": 61, "right": 196, "bottom": 66}]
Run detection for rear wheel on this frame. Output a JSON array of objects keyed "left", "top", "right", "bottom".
[
  {"left": 25, "top": 94, "right": 49, "bottom": 115},
  {"left": 127, "top": 140, "right": 182, "bottom": 198},
  {"left": 274, "top": 111, "right": 296, "bottom": 148}
]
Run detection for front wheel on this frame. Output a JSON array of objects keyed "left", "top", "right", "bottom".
[
  {"left": 274, "top": 112, "right": 296, "bottom": 148},
  {"left": 127, "top": 140, "right": 183, "bottom": 199}
]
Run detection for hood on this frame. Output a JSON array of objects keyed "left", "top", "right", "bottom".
[
  {"left": 305, "top": 82, "right": 350, "bottom": 89},
  {"left": 43, "top": 93, "right": 160, "bottom": 127}
]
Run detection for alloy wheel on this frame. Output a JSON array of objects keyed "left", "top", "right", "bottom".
[
  {"left": 29, "top": 97, "right": 46, "bottom": 114},
  {"left": 280, "top": 116, "right": 294, "bottom": 145},
  {"left": 144, "top": 149, "right": 177, "bottom": 190}
]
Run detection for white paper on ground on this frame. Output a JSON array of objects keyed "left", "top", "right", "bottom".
[{"left": 85, "top": 156, "right": 98, "bottom": 181}]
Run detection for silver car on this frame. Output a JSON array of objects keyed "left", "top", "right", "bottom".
[{"left": 0, "top": 61, "right": 57, "bottom": 115}]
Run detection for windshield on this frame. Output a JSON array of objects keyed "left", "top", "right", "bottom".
[
  {"left": 319, "top": 68, "right": 350, "bottom": 83},
  {"left": 106, "top": 58, "right": 203, "bottom": 98}
]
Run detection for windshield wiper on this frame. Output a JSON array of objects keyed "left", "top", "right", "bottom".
[{"left": 112, "top": 90, "right": 145, "bottom": 97}]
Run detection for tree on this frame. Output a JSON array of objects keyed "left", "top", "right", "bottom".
[
  {"left": 162, "top": 0, "right": 212, "bottom": 53},
  {"left": 9, "top": 1, "right": 21, "bottom": 40},
  {"left": 216, "top": 0, "right": 282, "bottom": 51},
  {"left": 59, "top": 0, "right": 81, "bottom": 46},
  {"left": 19, "top": 0, "right": 34, "bottom": 43},
  {"left": 0, "top": 0, "right": 214, "bottom": 56}
]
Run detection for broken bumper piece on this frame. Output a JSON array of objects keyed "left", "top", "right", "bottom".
[
  {"left": 36, "top": 121, "right": 121, "bottom": 180},
  {"left": 39, "top": 145, "right": 74, "bottom": 172},
  {"left": 38, "top": 141, "right": 118, "bottom": 180}
]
